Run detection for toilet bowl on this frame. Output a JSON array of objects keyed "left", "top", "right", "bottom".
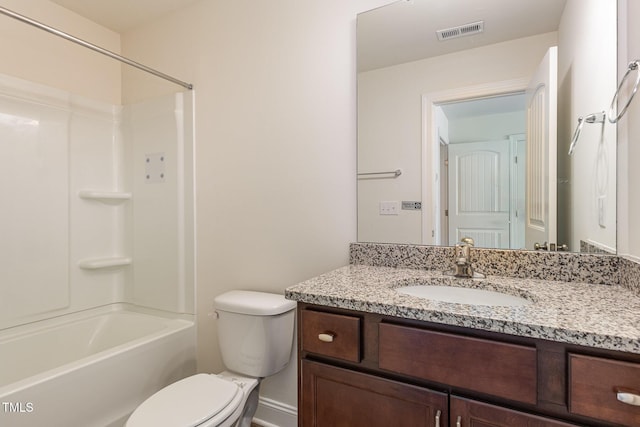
[{"left": 126, "top": 291, "right": 296, "bottom": 427}]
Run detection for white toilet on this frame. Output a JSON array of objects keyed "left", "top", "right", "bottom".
[{"left": 126, "top": 290, "right": 296, "bottom": 427}]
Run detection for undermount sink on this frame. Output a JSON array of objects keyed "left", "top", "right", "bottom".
[{"left": 396, "top": 285, "right": 533, "bottom": 307}]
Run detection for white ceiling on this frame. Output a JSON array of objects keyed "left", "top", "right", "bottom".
[
  {"left": 357, "top": 0, "right": 567, "bottom": 72},
  {"left": 44, "top": 0, "right": 561, "bottom": 122},
  {"left": 48, "top": 0, "right": 567, "bottom": 59},
  {"left": 50, "top": 0, "right": 201, "bottom": 33}
]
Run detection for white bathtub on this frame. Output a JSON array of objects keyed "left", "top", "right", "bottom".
[{"left": 0, "top": 304, "right": 196, "bottom": 427}]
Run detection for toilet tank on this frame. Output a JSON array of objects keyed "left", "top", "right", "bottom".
[{"left": 214, "top": 291, "right": 296, "bottom": 378}]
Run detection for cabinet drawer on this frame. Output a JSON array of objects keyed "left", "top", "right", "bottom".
[
  {"left": 569, "top": 353, "right": 640, "bottom": 425},
  {"left": 379, "top": 323, "right": 537, "bottom": 404},
  {"left": 301, "top": 310, "right": 361, "bottom": 362}
]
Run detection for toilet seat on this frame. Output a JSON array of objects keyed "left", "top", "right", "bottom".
[{"left": 126, "top": 374, "right": 243, "bottom": 427}]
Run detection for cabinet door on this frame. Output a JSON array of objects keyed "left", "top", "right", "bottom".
[
  {"left": 301, "top": 359, "right": 447, "bottom": 427},
  {"left": 450, "top": 396, "right": 578, "bottom": 427}
]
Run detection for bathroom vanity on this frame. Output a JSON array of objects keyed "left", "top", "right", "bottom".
[{"left": 286, "top": 247, "right": 640, "bottom": 427}]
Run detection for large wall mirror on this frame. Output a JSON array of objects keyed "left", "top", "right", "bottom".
[{"left": 357, "top": 0, "right": 617, "bottom": 254}]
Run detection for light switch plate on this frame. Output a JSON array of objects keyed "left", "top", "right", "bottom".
[{"left": 379, "top": 201, "right": 400, "bottom": 215}]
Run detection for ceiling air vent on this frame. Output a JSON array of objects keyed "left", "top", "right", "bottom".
[{"left": 436, "top": 21, "right": 484, "bottom": 41}]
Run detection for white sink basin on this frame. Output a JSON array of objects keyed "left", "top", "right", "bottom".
[{"left": 396, "top": 285, "right": 532, "bottom": 307}]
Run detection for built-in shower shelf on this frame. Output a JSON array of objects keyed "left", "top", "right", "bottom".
[
  {"left": 78, "top": 257, "right": 132, "bottom": 270},
  {"left": 78, "top": 190, "right": 132, "bottom": 202}
]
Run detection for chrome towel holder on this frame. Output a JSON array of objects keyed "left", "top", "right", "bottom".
[
  {"left": 357, "top": 169, "right": 402, "bottom": 179},
  {"left": 608, "top": 59, "right": 640, "bottom": 123},
  {"left": 568, "top": 59, "right": 639, "bottom": 155},
  {"left": 568, "top": 111, "right": 606, "bottom": 155}
]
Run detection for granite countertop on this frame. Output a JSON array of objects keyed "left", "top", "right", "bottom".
[{"left": 285, "top": 264, "right": 640, "bottom": 354}]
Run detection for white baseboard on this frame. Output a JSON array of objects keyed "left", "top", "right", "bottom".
[{"left": 253, "top": 396, "right": 297, "bottom": 427}]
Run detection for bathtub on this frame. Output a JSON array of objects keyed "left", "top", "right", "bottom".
[{"left": 0, "top": 304, "right": 196, "bottom": 427}]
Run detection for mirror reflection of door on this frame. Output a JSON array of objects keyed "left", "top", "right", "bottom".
[
  {"left": 524, "top": 46, "right": 558, "bottom": 250},
  {"left": 448, "top": 139, "right": 511, "bottom": 248},
  {"left": 434, "top": 48, "right": 557, "bottom": 250},
  {"left": 436, "top": 93, "right": 526, "bottom": 249},
  {"left": 439, "top": 138, "right": 449, "bottom": 246}
]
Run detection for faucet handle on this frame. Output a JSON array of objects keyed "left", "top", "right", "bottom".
[{"left": 460, "top": 237, "right": 474, "bottom": 246}]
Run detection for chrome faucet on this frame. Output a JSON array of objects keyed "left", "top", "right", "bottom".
[{"left": 450, "top": 237, "right": 483, "bottom": 278}]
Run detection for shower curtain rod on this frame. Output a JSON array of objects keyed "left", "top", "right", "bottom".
[{"left": 0, "top": 6, "right": 193, "bottom": 90}]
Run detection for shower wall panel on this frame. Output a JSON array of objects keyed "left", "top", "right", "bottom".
[
  {"left": 69, "top": 100, "right": 129, "bottom": 307},
  {"left": 124, "top": 92, "right": 194, "bottom": 314},
  {"left": 0, "top": 74, "right": 194, "bottom": 330},
  {"left": 0, "top": 92, "right": 70, "bottom": 324},
  {"left": 0, "top": 74, "right": 124, "bottom": 330}
]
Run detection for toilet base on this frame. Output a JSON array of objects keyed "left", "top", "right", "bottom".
[
  {"left": 236, "top": 382, "right": 260, "bottom": 427},
  {"left": 216, "top": 371, "right": 261, "bottom": 427}
]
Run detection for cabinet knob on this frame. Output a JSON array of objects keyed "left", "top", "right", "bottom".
[
  {"left": 318, "top": 332, "right": 335, "bottom": 343},
  {"left": 434, "top": 409, "right": 441, "bottom": 427},
  {"left": 616, "top": 387, "right": 640, "bottom": 406},
  {"left": 456, "top": 415, "right": 462, "bottom": 427}
]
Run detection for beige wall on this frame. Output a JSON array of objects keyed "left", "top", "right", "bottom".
[
  {"left": 0, "top": 0, "right": 121, "bottom": 103},
  {"left": 121, "top": 0, "right": 393, "bottom": 415},
  {"left": 557, "top": 0, "right": 617, "bottom": 253}
]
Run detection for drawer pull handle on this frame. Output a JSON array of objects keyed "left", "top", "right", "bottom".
[
  {"left": 616, "top": 387, "right": 640, "bottom": 406},
  {"left": 318, "top": 332, "right": 335, "bottom": 343},
  {"left": 456, "top": 415, "right": 462, "bottom": 427},
  {"left": 435, "top": 409, "right": 441, "bottom": 427}
]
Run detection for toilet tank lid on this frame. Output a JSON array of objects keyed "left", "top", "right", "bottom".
[{"left": 214, "top": 290, "right": 296, "bottom": 315}]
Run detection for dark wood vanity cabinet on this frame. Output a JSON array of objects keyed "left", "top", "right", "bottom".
[
  {"left": 450, "top": 397, "right": 577, "bottom": 427},
  {"left": 301, "top": 359, "right": 447, "bottom": 426},
  {"left": 568, "top": 354, "right": 640, "bottom": 426},
  {"left": 378, "top": 323, "right": 538, "bottom": 405},
  {"left": 298, "top": 303, "right": 640, "bottom": 427}
]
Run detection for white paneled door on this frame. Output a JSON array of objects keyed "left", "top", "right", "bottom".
[
  {"left": 525, "top": 47, "right": 557, "bottom": 250},
  {"left": 448, "top": 139, "right": 511, "bottom": 248}
]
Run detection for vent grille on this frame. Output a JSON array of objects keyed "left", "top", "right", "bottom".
[{"left": 436, "top": 21, "right": 484, "bottom": 41}]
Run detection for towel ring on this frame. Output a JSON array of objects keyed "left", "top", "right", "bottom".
[{"left": 608, "top": 60, "right": 640, "bottom": 123}]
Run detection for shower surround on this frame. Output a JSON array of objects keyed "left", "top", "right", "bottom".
[{"left": 0, "top": 73, "right": 196, "bottom": 426}]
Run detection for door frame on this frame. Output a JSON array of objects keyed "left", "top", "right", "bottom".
[{"left": 421, "top": 78, "right": 529, "bottom": 245}]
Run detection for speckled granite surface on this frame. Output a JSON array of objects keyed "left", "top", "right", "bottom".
[
  {"left": 619, "top": 256, "right": 640, "bottom": 294},
  {"left": 286, "top": 264, "right": 640, "bottom": 353},
  {"left": 350, "top": 242, "right": 620, "bottom": 285},
  {"left": 580, "top": 239, "right": 615, "bottom": 254}
]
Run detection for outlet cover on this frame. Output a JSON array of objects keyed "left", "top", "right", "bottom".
[{"left": 402, "top": 201, "right": 422, "bottom": 210}]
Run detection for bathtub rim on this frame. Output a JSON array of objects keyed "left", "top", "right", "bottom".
[
  {"left": 0, "top": 302, "right": 194, "bottom": 337},
  {"left": 0, "top": 303, "right": 195, "bottom": 398}
]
